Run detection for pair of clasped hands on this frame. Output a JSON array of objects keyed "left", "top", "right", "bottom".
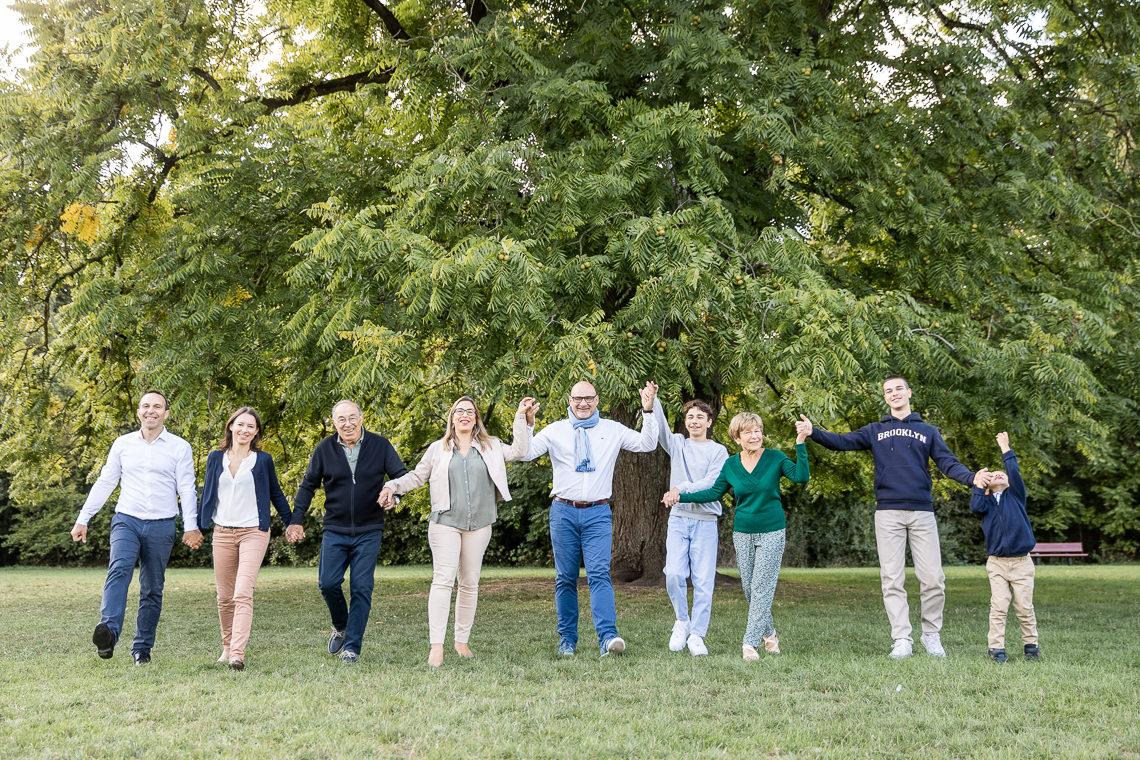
[
  {"left": 659, "top": 413, "right": 814, "bottom": 508},
  {"left": 374, "top": 396, "right": 542, "bottom": 511}
]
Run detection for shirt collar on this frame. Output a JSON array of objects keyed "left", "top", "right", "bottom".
[
  {"left": 338, "top": 429, "right": 366, "bottom": 448},
  {"left": 137, "top": 427, "right": 169, "bottom": 443}
]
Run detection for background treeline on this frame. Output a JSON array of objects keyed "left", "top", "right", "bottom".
[{"left": 0, "top": 0, "right": 1136, "bottom": 568}]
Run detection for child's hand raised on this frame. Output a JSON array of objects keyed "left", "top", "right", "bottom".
[{"left": 995, "top": 431, "right": 1010, "bottom": 453}]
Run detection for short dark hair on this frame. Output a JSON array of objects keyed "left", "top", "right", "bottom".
[
  {"left": 139, "top": 389, "right": 169, "bottom": 409},
  {"left": 218, "top": 406, "right": 263, "bottom": 451},
  {"left": 681, "top": 399, "right": 715, "bottom": 421},
  {"left": 882, "top": 374, "right": 909, "bottom": 388}
]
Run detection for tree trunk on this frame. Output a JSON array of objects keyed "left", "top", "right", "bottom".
[{"left": 609, "top": 404, "right": 671, "bottom": 584}]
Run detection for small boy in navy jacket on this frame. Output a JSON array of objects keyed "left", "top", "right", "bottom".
[{"left": 970, "top": 432, "right": 1040, "bottom": 663}]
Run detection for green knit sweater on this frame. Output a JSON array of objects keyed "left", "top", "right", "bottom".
[{"left": 681, "top": 444, "right": 809, "bottom": 533}]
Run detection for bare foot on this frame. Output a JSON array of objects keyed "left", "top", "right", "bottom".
[
  {"left": 427, "top": 645, "right": 444, "bottom": 668},
  {"left": 454, "top": 643, "right": 474, "bottom": 658}
]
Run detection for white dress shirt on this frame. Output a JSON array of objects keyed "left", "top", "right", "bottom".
[
  {"left": 213, "top": 451, "right": 259, "bottom": 528},
  {"left": 77, "top": 428, "right": 198, "bottom": 530},
  {"left": 524, "top": 413, "right": 659, "bottom": 502}
]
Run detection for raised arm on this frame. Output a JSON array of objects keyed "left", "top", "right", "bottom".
[
  {"left": 780, "top": 443, "right": 810, "bottom": 484},
  {"left": 502, "top": 399, "right": 537, "bottom": 462},
  {"left": 806, "top": 418, "right": 872, "bottom": 451},
  {"left": 651, "top": 397, "right": 676, "bottom": 455},
  {"left": 930, "top": 429, "right": 975, "bottom": 487},
  {"left": 619, "top": 381, "right": 660, "bottom": 453},
  {"left": 1001, "top": 445, "right": 1025, "bottom": 502}
]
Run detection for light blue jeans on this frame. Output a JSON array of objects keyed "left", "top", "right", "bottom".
[
  {"left": 99, "top": 513, "right": 177, "bottom": 655},
  {"left": 549, "top": 500, "right": 618, "bottom": 652},
  {"left": 664, "top": 514, "right": 719, "bottom": 637}
]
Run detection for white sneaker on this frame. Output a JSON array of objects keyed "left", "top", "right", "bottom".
[
  {"left": 603, "top": 636, "right": 626, "bottom": 656},
  {"left": 920, "top": 633, "right": 946, "bottom": 657},
  {"left": 889, "top": 638, "right": 913, "bottom": 659},
  {"left": 686, "top": 634, "right": 708, "bottom": 656},
  {"left": 742, "top": 644, "right": 760, "bottom": 662},
  {"left": 668, "top": 621, "right": 690, "bottom": 652}
]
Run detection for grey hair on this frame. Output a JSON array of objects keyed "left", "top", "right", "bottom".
[{"left": 331, "top": 399, "right": 362, "bottom": 419}]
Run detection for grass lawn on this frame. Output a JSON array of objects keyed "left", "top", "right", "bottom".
[{"left": 0, "top": 564, "right": 1137, "bottom": 759}]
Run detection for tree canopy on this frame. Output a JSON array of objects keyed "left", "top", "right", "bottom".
[{"left": 1, "top": 0, "right": 1136, "bottom": 565}]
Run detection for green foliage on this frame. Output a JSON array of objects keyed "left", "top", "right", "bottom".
[{"left": 0, "top": 0, "right": 1136, "bottom": 564}]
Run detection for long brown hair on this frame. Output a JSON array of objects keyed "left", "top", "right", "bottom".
[
  {"left": 218, "top": 406, "right": 263, "bottom": 452},
  {"left": 442, "top": 396, "right": 493, "bottom": 451}
]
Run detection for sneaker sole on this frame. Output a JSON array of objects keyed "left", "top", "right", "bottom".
[{"left": 92, "top": 623, "right": 115, "bottom": 659}]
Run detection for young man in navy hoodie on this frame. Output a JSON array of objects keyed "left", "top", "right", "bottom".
[
  {"left": 800, "top": 375, "right": 988, "bottom": 659},
  {"left": 970, "top": 431, "right": 1040, "bottom": 663}
]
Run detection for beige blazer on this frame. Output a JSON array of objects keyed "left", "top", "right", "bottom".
[{"left": 384, "top": 411, "right": 530, "bottom": 514}]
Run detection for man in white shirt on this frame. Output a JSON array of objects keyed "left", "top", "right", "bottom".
[
  {"left": 523, "top": 380, "right": 658, "bottom": 657},
  {"left": 70, "top": 390, "right": 201, "bottom": 664}
]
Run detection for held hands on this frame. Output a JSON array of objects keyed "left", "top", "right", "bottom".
[
  {"left": 973, "top": 468, "right": 993, "bottom": 491},
  {"left": 996, "top": 431, "right": 1011, "bottom": 453},
  {"left": 518, "top": 397, "right": 540, "bottom": 426},
  {"left": 378, "top": 487, "right": 397, "bottom": 511},
  {"left": 285, "top": 524, "right": 305, "bottom": 544},
  {"left": 70, "top": 523, "right": 88, "bottom": 543},
  {"left": 661, "top": 489, "right": 680, "bottom": 508},
  {"left": 182, "top": 530, "right": 204, "bottom": 550},
  {"left": 795, "top": 415, "right": 813, "bottom": 444},
  {"left": 640, "top": 381, "right": 658, "bottom": 412}
]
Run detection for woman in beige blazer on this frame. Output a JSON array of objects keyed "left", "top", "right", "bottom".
[{"left": 380, "top": 395, "right": 538, "bottom": 667}]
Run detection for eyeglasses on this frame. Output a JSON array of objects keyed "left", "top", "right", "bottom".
[
  {"left": 334, "top": 415, "right": 361, "bottom": 424},
  {"left": 570, "top": 395, "right": 598, "bottom": 403},
  {"left": 452, "top": 409, "right": 477, "bottom": 418}
]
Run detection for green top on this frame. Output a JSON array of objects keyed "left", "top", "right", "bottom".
[
  {"left": 433, "top": 446, "right": 498, "bottom": 531},
  {"left": 681, "top": 444, "right": 809, "bottom": 534}
]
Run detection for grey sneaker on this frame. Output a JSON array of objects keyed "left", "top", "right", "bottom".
[
  {"left": 601, "top": 636, "right": 626, "bottom": 657},
  {"left": 339, "top": 649, "right": 359, "bottom": 664},
  {"left": 328, "top": 629, "right": 346, "bottom": 655}
]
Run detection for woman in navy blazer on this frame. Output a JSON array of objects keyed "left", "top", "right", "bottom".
[{"left": 199, "top": 407, "right": 291, "bottom": 669}]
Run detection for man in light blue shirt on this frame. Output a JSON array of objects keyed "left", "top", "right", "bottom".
[{"left": 71, "top": 390, "right": 201, "bottom": 664}]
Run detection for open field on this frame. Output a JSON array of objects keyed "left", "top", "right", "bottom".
[{"left": 0, "top": 565, "right": 1137, "bottom": 759}]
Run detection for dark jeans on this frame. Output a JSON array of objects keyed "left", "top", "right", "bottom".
[
  {"left": 99, "top": 513, "right": 177, "bottom": 654},
  {"left": 318, "top": 528, "right": 383, "bottom": 654}
]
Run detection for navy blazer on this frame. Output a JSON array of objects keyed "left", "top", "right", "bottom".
[{"left": 199, "top": 450, "right": 292, "bottom": 531}]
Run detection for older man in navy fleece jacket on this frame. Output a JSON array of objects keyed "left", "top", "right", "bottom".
[{"left": 287, "top": 399, "right": 407, "bottom": 664}]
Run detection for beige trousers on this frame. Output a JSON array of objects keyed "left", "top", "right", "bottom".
[
  {"left": 986, "top": 555, "right": 1038, "bottom": 649},
  {"left": 874, "top": 510, "right": 945, "bottom": 640},
  {"left": 212, "top": 527, "right": 270, "bottom": 661},
  {"left": 427, "top": 522, "right": 492, "bottom": 645}
]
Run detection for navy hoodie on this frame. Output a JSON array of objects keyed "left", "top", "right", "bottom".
[
  {"left": 969, "top": 449, "right": 1036, "bottom": 557},
  {"left": 291, "top": 429, "right": 407, "bottom": 535},
  {"left": 809, "top": 412, "right": 975, "bottom": 511}
]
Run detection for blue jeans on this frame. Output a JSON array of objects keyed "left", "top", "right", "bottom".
[
  {"left": 549, "top": 500, "right": 618, "bottom": 652},
  {"left": 318, "top": 528, "right": 383, "bottom": 654},
  {"left": 664, "top": 514, "right": 719, "bottom": 637},
  {"left": 99, "top": 513, "right": 177, "bottom": 654}
]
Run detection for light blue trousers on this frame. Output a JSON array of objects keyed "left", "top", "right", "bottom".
[{"left": 664, "top": 514, "right": 719, "bottom": 637}]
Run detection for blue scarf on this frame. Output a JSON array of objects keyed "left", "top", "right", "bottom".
[{"left": 569, "top": 407, "right": 600, "bottom": 472}]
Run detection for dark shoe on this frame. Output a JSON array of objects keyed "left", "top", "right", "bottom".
[
  {"left": 988, "top": 648, "right": 1008, "bottom": 663},
  {"left": 133, "top": 651, "right": 151, "bottom": 665},
  {"left": 92, "top": 623, "right": 116, "bottom": 660},
  {"left": 1024, "top": 644, "right": 1041, "bottom": 661},
  {"left": 339, "top": 650, "right": 359, "bottom": 664},
  {"left": 328, "top": 629, "right": 346, "bottom": 655},
  {"left": 228, "top": 659, "right": 245, "bottom": 671}
]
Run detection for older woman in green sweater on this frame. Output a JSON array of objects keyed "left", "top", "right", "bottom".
[{"left": 664, "top": 412, "right": 811, "bottom": 661}]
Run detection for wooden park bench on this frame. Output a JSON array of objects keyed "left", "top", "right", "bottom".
[{"left": 1029, "top": 542, "right": 1088, "bottom": 561}]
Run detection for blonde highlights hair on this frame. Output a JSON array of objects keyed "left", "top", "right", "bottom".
[
  {"left": 728, "top": 412, "right": 763, "bottom": 441},
  {"left": 443, "top": 396, "right": 493, "bottom": 451}
]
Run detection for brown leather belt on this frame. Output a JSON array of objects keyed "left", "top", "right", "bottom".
[{"left": 555, "top": 498, "right": 610, "bottom": 508}]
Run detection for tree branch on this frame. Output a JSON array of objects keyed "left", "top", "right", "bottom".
[
  {"left": 190, "top": 66, "right": 222, "bottom": 92},
  {"left": 468, "top": 0, "right": 489, "bottom": 25},
  {"left": 255, "top": 67, "right": 395, "bottom": 110},
  {"left": 361, "top": 0, "right": 410, "bottom": 40}
]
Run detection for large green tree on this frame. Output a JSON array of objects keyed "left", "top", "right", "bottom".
[{"left": 1, "top": 0, "right": 1136, "bottom": 571}]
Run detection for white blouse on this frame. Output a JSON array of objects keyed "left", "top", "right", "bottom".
[{"left": 214, "top": 451, "right": 259, "bottom": 528}]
